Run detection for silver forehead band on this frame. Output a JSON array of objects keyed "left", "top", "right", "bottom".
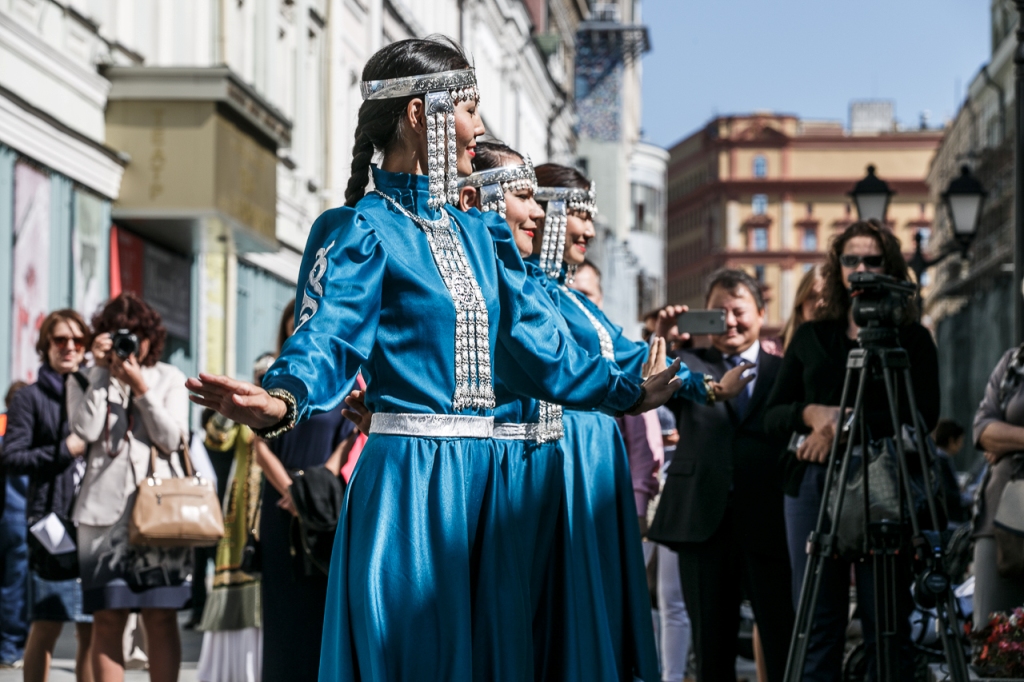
[
  {"left": 534, "top": 185, "right": 598, "bottom": 217},
  {"left": 459, "top": 159, "right": 536, "bottom": 218},
  {"left": 360, "top": 68, "right": 479, "bottom": 102}
]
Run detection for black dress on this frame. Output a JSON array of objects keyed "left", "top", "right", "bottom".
[{"left": 261, "top": 409, "right": 352, "bottom": 681}]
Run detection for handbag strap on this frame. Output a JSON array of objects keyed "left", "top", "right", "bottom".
[{"left": 147, "top": 433, "right": 195, "bottom": 481}]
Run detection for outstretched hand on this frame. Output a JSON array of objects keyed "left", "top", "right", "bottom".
[
  {"left": 642, "top": 337, "right": 668, "bottom": 379},
  {"left": 713, "top": 361, "right": 756, "bottom": 402},
  {"left": 342, "top": 390, "right": 372, "bottom": 436},
  {"left": 186, "top": 373, "right": 287, "bottom": 429},
  {"left": 633, "top": 358, "right": 684, "bottom": 414}
]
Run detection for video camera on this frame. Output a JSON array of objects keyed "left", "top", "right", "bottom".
[{"left": 849, "top": 273, "right": 917, "bottom": 329}]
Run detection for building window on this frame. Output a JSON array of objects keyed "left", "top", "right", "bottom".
[
  {"left": 752, "top": 194, "right": 768, "bottom": 215},
  {"left": 802, "top": 227, "right": 818, "bottom": 251},
  {"left": 631, "top": 183, "right": 664, "bottom": 235},
  {"left": 754, "top": 265, "right": 766, "bottom": 282},
  {"left": 753, "top": 155, "right": 767, "bottom": 178},
  {"left": 751, "top": 227, "right": 768, "bottom": 252}
]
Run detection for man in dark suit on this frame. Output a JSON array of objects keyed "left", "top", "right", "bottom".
[{"left": 648, "top": 269, "right": 794, "bottom": 682}]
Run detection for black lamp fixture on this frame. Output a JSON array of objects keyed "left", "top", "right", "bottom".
[
  {"left": 908, "top": 164, "right": 986, "bottom": 287},
  {"left": 849, "top": 164, "right": 894, "bottom": 224}
]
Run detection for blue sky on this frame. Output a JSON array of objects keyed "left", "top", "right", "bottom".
[{"left": 640, "top": 0, "right": 992, "bottom": 149}]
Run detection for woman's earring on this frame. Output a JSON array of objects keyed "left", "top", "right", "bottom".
[{"left": 566, "top": 264, "right": 578, "bottom": 284}]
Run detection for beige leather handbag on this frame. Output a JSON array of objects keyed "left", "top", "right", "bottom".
[{"left": 128, "top": 437, "right": 225, "bottom": 548}]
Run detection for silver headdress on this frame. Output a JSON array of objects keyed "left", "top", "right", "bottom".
[
  {"left": 361, "top": 68, "right": 479, "bottom": 211},
  {"left": 534, "top": 183, "right": 598, "bottom": 280},
  {"left": 458, "top": 157, "right": 536, "bottom": 218}
]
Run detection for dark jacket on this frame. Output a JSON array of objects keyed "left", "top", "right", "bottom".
[
  {"left": 763, "top": 319, "right": 940, "bottom": 497},
  {"left": 648, "top": 346, "right": 789, "bottom": 557},
  {"left": 1, "top": 364, "right": 83, "bottom": 524}
]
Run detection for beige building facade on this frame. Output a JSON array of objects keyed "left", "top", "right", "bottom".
[{"left": 666, "top": 113, "right": 942, "bottom": 335}]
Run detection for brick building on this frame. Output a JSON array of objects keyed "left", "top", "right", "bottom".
[{"left": 665, "top": 112, "right": 942, "bottom": 335}]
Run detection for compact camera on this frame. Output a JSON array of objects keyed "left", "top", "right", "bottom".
[{"left": 111, "top": 329, "right": 139, "bottom": 359}]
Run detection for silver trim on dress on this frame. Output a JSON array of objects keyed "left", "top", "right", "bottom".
[
  {"left": 370, "top": 413, "right": 494, "bottom": 438},
  {"left": 560, "top": 285, "right": 615, "bottom": 361},
  {"left": 374, "top": 191, "right": 496, "bottom": 411}
]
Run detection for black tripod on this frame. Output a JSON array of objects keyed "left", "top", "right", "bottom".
[{"left": 782, "top": 324, "right": 970, "bottom": 682}]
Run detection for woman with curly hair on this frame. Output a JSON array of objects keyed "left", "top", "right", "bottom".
[
  {"left": 764, "top": 221, "right": 939, "bottom": 681},
  {"left": 68, "top": 293, "right": 190, "bottom": 682}
]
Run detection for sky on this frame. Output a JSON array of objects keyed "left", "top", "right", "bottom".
[{"left": 640, "top": 0, "right": 993, "bottom": 149}]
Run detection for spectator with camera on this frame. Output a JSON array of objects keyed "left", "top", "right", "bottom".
[
  {"left": 647, "top": 268, "right": 793, "bottom": 682},
  {"left": 67, "top": 293, "right": 190, "bottom": 682},
  {"left": 2, "top": 310, "right": 94, "bottom": 682},
  {"left": 764, "top": 220, "right": 940, "bottom": 681}
]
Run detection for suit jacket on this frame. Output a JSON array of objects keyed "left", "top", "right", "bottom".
[{"left": 648, "top": 346, "right": 788, "bottom": 557}]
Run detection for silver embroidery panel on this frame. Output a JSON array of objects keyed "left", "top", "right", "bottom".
[
  {"left": 296, "top": 240, "right": 336, "bottom": 331},
  {"left": 374, "top": 191, "right": 495, "bottom": 411},
  {"left": 561, "top": 284, "right": 615, "bottom": 361}
]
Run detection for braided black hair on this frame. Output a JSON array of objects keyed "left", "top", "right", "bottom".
[{"left": 344, "top": 35, "right": 472, "bottom": 207}]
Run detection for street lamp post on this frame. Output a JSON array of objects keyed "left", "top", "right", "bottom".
[
  {"left": 1015, "top": 1, "right": 1024, "bottom": 343},
  {"left": 849, "top": 165, "right": 894, "bottom": 224},
  {"left": 907, "top": 165, "right": 986, "bottom": 295}
]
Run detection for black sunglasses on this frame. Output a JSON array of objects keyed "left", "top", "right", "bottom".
[{"left": 839, "top": 254, "right": 884, "bottom": 268}]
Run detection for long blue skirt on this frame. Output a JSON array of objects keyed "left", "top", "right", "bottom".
[
  {"left": 497, "top": 438, "right": 567, "bottom": 681},
  {"left": 561, "top": 411, "right": 659, "bottom": 682},
  {"left": 319, "top": 433, "right": 533, "bottom": 682}
]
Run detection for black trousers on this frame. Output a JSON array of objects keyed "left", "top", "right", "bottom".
[{"left": 676, "top": 511, "right": 794, "bottom": 682}]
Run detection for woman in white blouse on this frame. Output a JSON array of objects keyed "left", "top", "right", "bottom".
[{"left": 67, "top": 293, "right": 189, "bottom": 682}]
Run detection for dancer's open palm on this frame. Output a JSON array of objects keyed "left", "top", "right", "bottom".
[
  {"left": 633, "top": 358, "right": 684, "bottom": 414},
  {"left": 186, "top": 373, "right": 287, "bottom": 428}
]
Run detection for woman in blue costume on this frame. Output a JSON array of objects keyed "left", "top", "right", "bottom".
[
  {"left": 185, "top": 37, "right": 685, "bottom": 682},
  {"left": 527, "top": 163, "right": 754, "bottom": 682}
]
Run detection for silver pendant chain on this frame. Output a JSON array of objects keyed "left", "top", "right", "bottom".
[
  {"left": 560, "top": 285, "right": 615, "bottom": 361},
  {"left": 536, "top": 400, "right": 564, "bottom": 443},
  {"left": 375, "top": 191, "right": 495, "bottom": 411}
]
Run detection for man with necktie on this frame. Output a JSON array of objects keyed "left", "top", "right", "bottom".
[{"left": 648, "top": 269, "right": 794, "bottom": 682}]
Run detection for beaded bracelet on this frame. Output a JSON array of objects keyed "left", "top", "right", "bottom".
[{"left": 253, "top": 388, "right": 298, "bottom": 440}]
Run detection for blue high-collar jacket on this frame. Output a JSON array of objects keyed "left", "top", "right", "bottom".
[{"left": 262, "top": 167, "right": 643, "bottom": 421}]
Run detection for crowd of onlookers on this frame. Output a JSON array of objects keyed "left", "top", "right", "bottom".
[
  {"left": 0, "top": 218, "right": 1022, "bottom": 682},
  {"left": 0, "top": 294, "right": 355, "bottom": 682}
]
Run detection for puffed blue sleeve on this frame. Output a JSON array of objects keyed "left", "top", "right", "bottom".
[
  {"left": 480, "top": 214, "right": 642, "bottom": 415},
  {"left": 565, "top": 277, "right": 710, "bottom": 406},
  {"left": 261, "top": 207, "right": 385, "bottom": 421}
]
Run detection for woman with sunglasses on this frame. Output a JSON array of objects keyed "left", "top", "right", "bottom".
[
  {"left": 764, "top": 221, "right": 940, "bottom": 681},
  {"left": 1, "top": 310, "right": 94, "bottom": 682}
]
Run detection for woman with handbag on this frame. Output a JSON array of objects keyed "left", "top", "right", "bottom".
[
  {"left": 68, "top": 293, "right": 190, "bottom": 682},
  {"left": 764, "top": 220, "right": 940, "bottom": 682},
  {"left": 971, "top": 339, "right": 1024, "bottom": 625},
  {"left": 1, "top": 309, "right": 94, "bottom": 682}
]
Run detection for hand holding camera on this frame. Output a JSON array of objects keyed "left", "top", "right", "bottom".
[{"left": 94, "top": 329, "right": 148, "bottom": 396}]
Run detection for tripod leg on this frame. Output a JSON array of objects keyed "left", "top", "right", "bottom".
[
  {"left": 900, "top": 368, "right": 971, "bottom": 682},
  {"left": 783, "top": 359, "right": 871, "bottom": 682}
]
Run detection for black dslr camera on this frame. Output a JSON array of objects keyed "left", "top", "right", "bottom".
[
  {"left": 111, "top": 329, "right": 139, "bottom": 359},
  {"left": 849, "top": 273, "right": 916, "bottom": 329}
]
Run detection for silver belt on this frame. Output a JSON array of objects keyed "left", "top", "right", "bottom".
[
  {"left": 370, "top": 413, "right": 494, "bottom": 438},
  {"left": 492, "top": 423, "right": 540, "bottom": 441},
  {"left": 492, "top": 422, "right": 563, "bottom": 443}
]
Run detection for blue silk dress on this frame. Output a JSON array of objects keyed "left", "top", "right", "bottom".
[
  {"left": 261, "top": 167, "right": 643, "bottom": 682},
  {"left": 524, "top": 258, "right": 709, "bottom": 682}
]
